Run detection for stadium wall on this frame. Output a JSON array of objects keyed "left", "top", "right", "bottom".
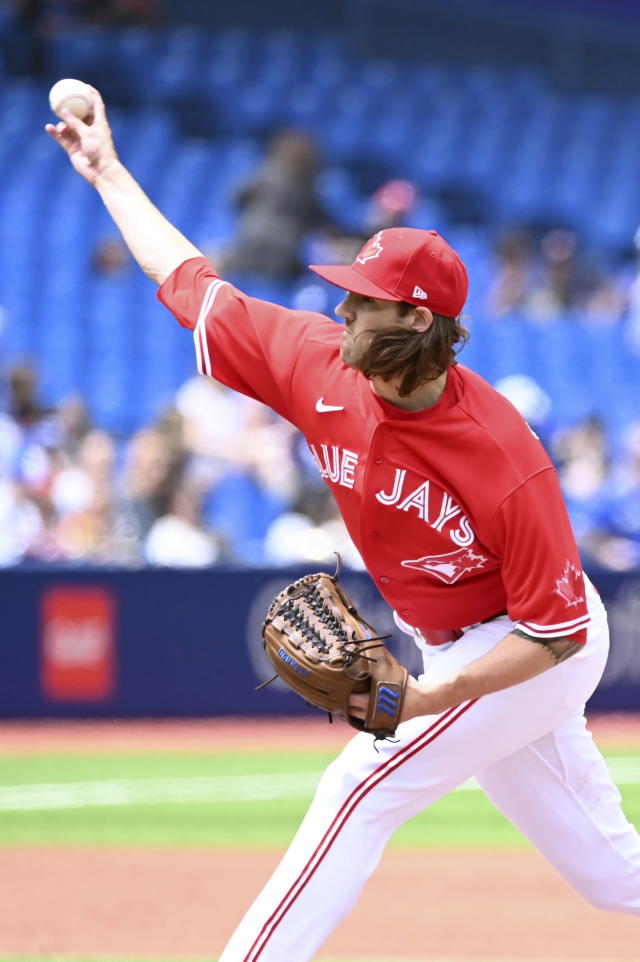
[{"left": 0, "top": 567, "right": 638, "bottom": 719}]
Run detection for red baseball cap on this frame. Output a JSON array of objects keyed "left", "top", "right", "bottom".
[{"left": 309, "top": 227, "right": 468, "bottom": 317}]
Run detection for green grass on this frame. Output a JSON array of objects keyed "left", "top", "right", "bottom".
[{"left": 0, "top": 748, "right": 637, "bottom": 850}]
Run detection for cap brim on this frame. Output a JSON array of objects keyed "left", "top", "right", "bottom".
[{"left": 308, "top": 264, "right": 401, "bottom": 301}]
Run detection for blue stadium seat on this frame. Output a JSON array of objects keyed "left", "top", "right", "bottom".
[
  {"left": 43, "top": 25, "right": 111, "bottom": 82},
  {"left": 204, "top": 469, "right": 291, "bottom": 564}
]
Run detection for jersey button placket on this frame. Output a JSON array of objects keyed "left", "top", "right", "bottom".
[{"left": 362, "top": 420, "right": 392, "bottom": 574}]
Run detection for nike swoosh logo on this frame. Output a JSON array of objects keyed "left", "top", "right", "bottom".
[{"left": 316, "top": 397, "right": 344, "bottom": 413}]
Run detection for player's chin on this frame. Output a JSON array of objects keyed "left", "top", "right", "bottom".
[{"left": 340, "top": 338, "right": 357, "bottom": 368}]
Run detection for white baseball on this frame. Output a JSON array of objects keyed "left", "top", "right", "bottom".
[{"left": 48, "top": 79, "right": 93, "bottom": 121}]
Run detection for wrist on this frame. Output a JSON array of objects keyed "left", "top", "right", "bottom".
[
  {"left": 94, "top": 156, "right": 126, "bottom": 190},
  {"left": 403, "top": 675, "right": 461, "bottom": 720},
  {"left": 427, "top": 675, "right": 462, "bottom": 713}
]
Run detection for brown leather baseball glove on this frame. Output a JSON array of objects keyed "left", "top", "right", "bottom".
[{"left": 260, "top": 559, "right": 408, "bottom": 738}]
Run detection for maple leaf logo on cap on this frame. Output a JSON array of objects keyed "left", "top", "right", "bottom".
[
  {"left": 554, "top": 560, "right": 585, "bottom": 608},
  {"left": 356, "top": 230, "right": 384, "bottom": 264}
]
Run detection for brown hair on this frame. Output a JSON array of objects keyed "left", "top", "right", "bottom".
[{"left": 352, "top": 304, "right": 470, "bottom": 397}]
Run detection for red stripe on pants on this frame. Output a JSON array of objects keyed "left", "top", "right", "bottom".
[{"left": 244, "top": 699, "right": 478, "bottom": 961}]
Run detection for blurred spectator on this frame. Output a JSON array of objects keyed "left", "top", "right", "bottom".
[
  {"left": 2, "top": 363, "right": 61, "bottom": 494},
  {"left": 0, "top": 480, "right": 53, "bottom": 564},
  {"left": 54, "top": 489, "right": 113, "bottom": 561},
  {"left": 547, "top": 415, "right": 622, "bottom": 569},
  {"left": 624, "top": 228, "right": 640, "bottom": 353},
  {"left": 552, "top": 415, "right": 608, "bottom": 501},
  {"left": 263, "top": 488, "right": 364, "bottom": 568},
  {"left": 581, "top": 269, "right": 625, "bottom": 324},
  {"left": 585, "top": 421, "right": 640, "bottom": 570},
  {"left": 220, "top": 131, "right": 331, "bottom": 280},
  {"left": 56, "top": 396, "right": 92, "bottom": 458},
  {"left": 9, "top": 362, "right": 50, "bottom": 427},
  {"left": 145, "top": 479, "right": 219, "bottom": 567},
  {"left": 527, "top": 229, "right": 582, "bottom": 319},
  {"left": 364, "top": 179, "right": 418, "bottom": 234},
  {"left": 485, "top": 230, "right": 533, "bottom": 317},
  {"left": 203, "top": 403, "right": 299, "bottom": 563},
  {"left": 119, "top": 427, "right": 183, "bottom": 538},
  {"left": 50, "top": 428, "right": 114, "bottom": 517},
  {"left": 174, "top": 375, "right": 264, "bottom": 486},
  {"left": 493, "top": 373, "right": 553, "bottom": 446},
  {"left": 91, "top": 238, "right": 131, "bottom": 277}
]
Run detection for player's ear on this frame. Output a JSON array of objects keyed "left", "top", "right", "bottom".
[{"left": 409, "top": 306, "right": 434, "bottom": 333}]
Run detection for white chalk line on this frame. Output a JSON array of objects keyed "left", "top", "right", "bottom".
[
  {"left": 0, "top": 757, "right": 637, "bottom": 812},
  {"left": 0, "top": 771, "right": 322, "bottom": 812}
]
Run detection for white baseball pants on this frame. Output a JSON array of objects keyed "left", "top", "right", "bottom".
[{"left": 220, "top": 583, "right": 640, "bottom": 962}]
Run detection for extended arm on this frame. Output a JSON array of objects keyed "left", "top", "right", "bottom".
[
  {"left": 350, "top": 628, "right": 582, "bottom": 722},
  {"left": 45, "top": 88, "right": 201, "bottom": 284},
  {"left": 405, "top": 629, "right": 581, "bottom": 719}
]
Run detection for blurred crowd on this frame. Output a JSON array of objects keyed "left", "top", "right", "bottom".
[
  {"left": 1, "top": 87, "right": 640, "bottom": 571},
  {"left": 0, "top": 362, "right": 365, "bottom": 569},
  {"left": 486, "top": 225, "right": 640, "bottom": 332},
  {"left": 1, "top": 343, "right": 639, "bottom": 573},
  {"left": 215, "top": 127, "right": 640, "bottom": 341}
]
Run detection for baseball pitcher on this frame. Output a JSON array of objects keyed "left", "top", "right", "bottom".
[{"left": 46, "top": 89, "right": 640, "bottom": 961}]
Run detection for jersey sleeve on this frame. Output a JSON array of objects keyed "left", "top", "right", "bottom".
[
  {"left": 157, "top": 256, "right": 329, "bottom": 423},
  {"left": 488, "top": 468, "right": 590, "bottom": 642}
]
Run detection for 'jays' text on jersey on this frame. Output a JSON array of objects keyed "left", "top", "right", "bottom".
[{"left": 158, "top": 258, "right": 590, "bottom": 642}]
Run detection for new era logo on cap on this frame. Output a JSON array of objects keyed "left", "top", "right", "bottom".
[{"left": 309, "top": 227, "right": 468, "bottom": 317}]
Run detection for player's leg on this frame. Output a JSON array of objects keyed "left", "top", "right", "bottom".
[
  {"left": 475, "top": 710, "right": 640, "bottom": 914},
  {"left": 219, "top": 716, "right": 468, "bottom": 962},
  {"left": 219, "top": 596, "right": 610, "bottom": 961}
]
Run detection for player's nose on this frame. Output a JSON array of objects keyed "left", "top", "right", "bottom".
[{"left": 335, "top": 294, "right": 355, "bottom": 322}]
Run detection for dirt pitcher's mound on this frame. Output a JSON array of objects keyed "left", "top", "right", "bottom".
[{"left": 1, "top": 847, "right": 637, "bottom": 960}]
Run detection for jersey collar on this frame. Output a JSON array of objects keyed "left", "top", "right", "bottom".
[{"left": 366, "top": 365, "right": 462, "bottom": 421}]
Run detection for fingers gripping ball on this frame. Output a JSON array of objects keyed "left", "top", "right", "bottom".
[
  {"left": 48, "top": 79, "right": 92, "bottom": 120},
  {"left": 261, "top": 558, "right": 408, "bottom": 738}
]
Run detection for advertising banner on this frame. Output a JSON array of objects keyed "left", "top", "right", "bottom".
[
  {"left": 0, "top": 566, "right": 637, "bottom": 718},
  {"left": 40, "top": 586, "right": 116, "bottom": 702}
]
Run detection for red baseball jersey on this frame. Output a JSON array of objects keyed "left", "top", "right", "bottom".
[{"left": 158, "top": 257, "right": 590, "bottom": 642}]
